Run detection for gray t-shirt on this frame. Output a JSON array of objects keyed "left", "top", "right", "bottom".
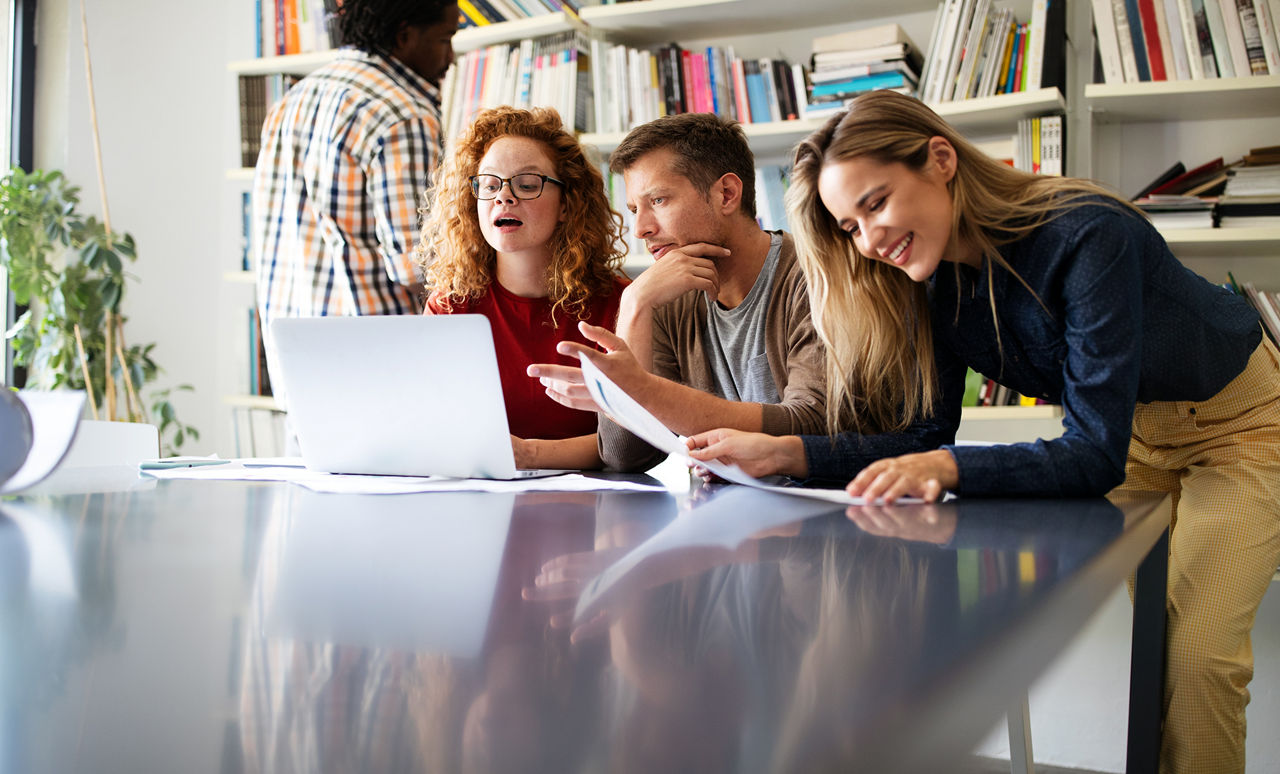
[{"left": 704, "top": 231, "right": 784, "bottom": 404}]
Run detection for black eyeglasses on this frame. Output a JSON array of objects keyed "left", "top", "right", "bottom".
[{"left": 469, "top": 173, "right": 565, "bottom": 200}]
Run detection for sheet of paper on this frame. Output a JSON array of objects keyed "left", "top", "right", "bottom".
[
  {"left": 577, "top": 355, "right": 918, "bottom": 505},
  {"left": 139, "top": 462, "right": 665, "bottom": 495},
  {"left": 1, "top": 391, "right": 87, "bottom": 495}
]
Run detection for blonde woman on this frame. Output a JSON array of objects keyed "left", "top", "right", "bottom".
[
  {"left": 420, "top": 106, "right": 628, "bottom": 471},
  {"left": 687, "top": 91, "right": 1280, "bottom": 772}
]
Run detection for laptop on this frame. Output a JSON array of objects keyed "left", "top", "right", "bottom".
[{"left": 269, "top": 315, "right": 570, "bottom": 479}]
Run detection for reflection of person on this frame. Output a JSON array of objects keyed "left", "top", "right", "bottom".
[
  {"left": 692, "top": 91, "right": 1280, "bottom": 773},
  {"left": 253, "top": 0, "right": 458, "bottom": 397},
  {"left": 527, "top": 113, "right": 827, "bottom": 473},
  {"left": 420, "top": 107, "right": 629, "bottom": 471}
]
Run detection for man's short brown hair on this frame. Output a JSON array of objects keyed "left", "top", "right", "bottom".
[{"left": 609, "top": 113, "right": 758, "bottom": 220}]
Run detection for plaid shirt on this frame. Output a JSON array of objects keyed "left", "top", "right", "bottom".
[{"left": 252, "top": 47, "right": 442, "bottom": 332}]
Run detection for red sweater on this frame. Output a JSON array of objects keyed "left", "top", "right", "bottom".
[{"left": 426, "top": 276, "right": 628, "bottom": 440}]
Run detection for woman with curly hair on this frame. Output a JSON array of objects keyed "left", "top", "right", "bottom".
[
  {"left": 419, "top": 106, "right": 629, "bottom": 470},
  {"left": 686, "top": 90, "right": 1280, "bottom": 772}
]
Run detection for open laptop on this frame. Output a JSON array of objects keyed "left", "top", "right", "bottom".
[{"left": 269, "top": 315, "right": 569, "bottom": 479}]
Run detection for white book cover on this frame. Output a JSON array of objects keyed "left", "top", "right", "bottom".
[
  {"left": 1175, "top": 0, "right": 1207, "bottom": 77},
  {"left": 1027, "top": 0, "right": 1050, "bottom": 89},
  {"left": 1270, "top": 0, "right": 1280, "bottom": 66},
  {"left": 1163, "top": 0, "right": 1194, "bottom": 77},
  {"left": 942, "top": 0, "right": 978, "bottom": 101},
  {"left": 1203, "top": 0, "right": 1239, "bottom": 73},
  {"left": 1218, "top": 0, "right": 1254, "bottom": 75},
  {"left": 1152, "top": 0, "right": 1180, "bottom": 78},
  {"left": 1253, "top": 0, "right": 1280, "bottom": 70},
  {"left": 918, "top": 0, "right": 950, "bottom": 101},
  {"left": 589, "top": 38, "right": 606, "bottom": 134},
  {"left": 1094, "top": 0, "right": 1129, "bottom": 81},
  {"left": 1237, "top": 0, "right": 1271, "bottom": 73},
  {"left": 973, "top": 7, "right": 1003, "bottom": 95},
  {"left": 926, "top": 0, "right": 964, "bottom": 103},
  {"left": 1113, "top": 0, "right": 1144, "bottom": 80}
]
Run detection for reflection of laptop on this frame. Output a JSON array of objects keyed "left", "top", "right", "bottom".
[
  {"left": 270, "top": 315, "right": 569, "bottom": 479},
  {"left": 268, "top": 490, "right": 514, "bottom": 654}
]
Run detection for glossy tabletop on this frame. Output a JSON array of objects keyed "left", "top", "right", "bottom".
[{"left": 0, "top": 477, "right": 1168, "bottom": 774}]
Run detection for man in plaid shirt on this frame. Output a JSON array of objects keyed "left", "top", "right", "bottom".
[{"left": 252, "top": 0, "right": 459, "bottom": 400}]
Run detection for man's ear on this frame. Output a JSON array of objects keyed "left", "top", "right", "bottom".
[{"left": 712, "top": 173, "right": 744, "bottom": 215}]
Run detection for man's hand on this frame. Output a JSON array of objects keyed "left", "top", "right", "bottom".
[
  {"left": 624, "top": 242, "right": 728, "bottom": 311},
  {"left": 528, "top": 322, "right": 655, "bottom": 412},
  {"left": 845, "top": 449, "right": 959, "bottom": 504},
  {"left": 845, "top": 502, "right": 957, "bottom": 544},
  {"left": 685, "top": 428, "right": 809, "bottom": 479}
]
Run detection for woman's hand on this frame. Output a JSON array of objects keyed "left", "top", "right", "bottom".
[
  {"left": 685, "top": 429, "right": 808, "bottom": 479},
  {"left": 846, "top": 449, "right": 959, "bottom": 504}
]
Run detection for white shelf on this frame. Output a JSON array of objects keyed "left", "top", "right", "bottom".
[
  {"left": 1159, "top": 227, "right": 1280, "bottom": 257},
  {"left": 579, "top": 0, "right": 875, "bottom": 45},
  {"left": 222, "top": 270, "right": 255, "bottom": 284},
  {"left": 1085, "top": 75, "right": 1280, "bottom": 123},
  {"left": 228, "top": 50, "right": 337, "bottom": 75},
  {"left": 226, "top": 167, "right": 254, "bottom": 181},
  {"left": 223, "top": 394, "right": 280, "bottom": 410},
  {"left": 931, "top": 88, "right": 1066, "bottom": 131},
  {"left": 229, "top": 13, "right": 582, "bottom": 74},
  {"left": 961, "top": 404, "right": 1063, "bottom": 420}
]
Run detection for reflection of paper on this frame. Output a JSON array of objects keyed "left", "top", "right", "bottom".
[
  {"left": 578, "top": 355, "right": 915, "bottom": 505},
  {"left": 574, "top": 487, "right": 840, "bottom": 621},
  {"left": 140, "top": 462, "right": 665, "bottom": 495},
  {"left": 0, "top": 391, "right": 87, "bottom": 494}
]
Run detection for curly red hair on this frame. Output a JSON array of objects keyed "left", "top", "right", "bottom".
[{"left": 418, "top": 106, "right": 627, "bottom": 322}]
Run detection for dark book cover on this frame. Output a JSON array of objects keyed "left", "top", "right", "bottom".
[
  {"left": 1039, "top": 0, "right": 1068, "bottom": 92},
  {"left": 1122, "top": 0, "right": 1153, "bottom": 80},
  {"left": 1131, "top": 160, "right": 1186, "bottom": 200},
  {"left": 1149, "top": 157, "right": 1225, "bottom": 196}
]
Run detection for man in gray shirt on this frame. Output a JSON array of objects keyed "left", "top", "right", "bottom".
[{"left": 528, "top": 114, "right": 826, "bottom": 472}]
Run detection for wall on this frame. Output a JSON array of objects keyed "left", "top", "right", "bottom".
[{"left": 34, "top": 0, "right": 233, "bottom": 455}]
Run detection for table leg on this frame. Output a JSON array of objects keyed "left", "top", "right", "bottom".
[
  {"left": 1008, "top": 693, "right": 1035, "bottom": 774},
  {"left": 1126, "top": 527, "right": 1168, "bottom": 774}
]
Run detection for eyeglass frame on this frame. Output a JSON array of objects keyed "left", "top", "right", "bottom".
[{"left": 469, "top": 173, "right": 566, "bottom": 200}]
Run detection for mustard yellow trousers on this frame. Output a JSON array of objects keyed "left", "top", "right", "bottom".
[{"left": 1114, "top": 335, "right": 1280, "bottom": 774}]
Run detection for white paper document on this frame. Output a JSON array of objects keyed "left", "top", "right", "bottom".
[
  {"left": 578, "top": 355, "right": 919, "bottom": 506},
  {"left": 139, "top": 461, "right": 666, "bottom": 495}
]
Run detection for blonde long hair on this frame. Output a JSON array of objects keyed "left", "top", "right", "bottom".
[
  {"left": 787, "top": 91, "right": 1135, "bottom": 435},
  {"left": 419, "top": 106, "right": 627, "bottom": 322}
]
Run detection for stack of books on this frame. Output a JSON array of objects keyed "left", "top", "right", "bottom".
[
  {"left": 919, "top": 0, "right": 1066, "bottom": 104},
  {"left": 1218, "top": 146, "right": 1280, "bottom": 227},
  {"left": 256, "top": 0, "right": 338, "bottom": 57},
  {"left": 1131, "top": 155, "right": 1234, "bottom": 228},
  {"left": 1229, "top": 273, "right": 1280, "bottom": 345},
  {"left": 1091, "top": 0, "right": 1280, "bottom": 83},
  {"left": 1014, "top": 115, "right": 1065, "bottom": 174},
  {"left": 801, "top": 24, "right": 923, "bottom": 120}
]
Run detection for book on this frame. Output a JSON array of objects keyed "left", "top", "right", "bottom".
[
  {"left": 1131, "top": 160, "right": 1186, "bottom": 199},
  {"left": 1188, "top": 0, "right": 1221, "bottom": 77},
  {"left": 1094, "top": 0, "right": 1128, "bottom": 82},
  {"left": 810, "top": 71, "right": 916, "bottom": 98},
  {"left": 1148, "top": 156, "right": 1225, "bottom": 194},
  {"left": 1138, "top": 0, "right": 1170, "bottom": 79},
  {"left": 1039, "top": 0, "right": 1068, "bottom": 90},
  {"left": 1203, "top": 0, "right": 1238, "bottom": 74},
  {"left": 1123, "top": 0, "right": 1155, "bottom": 78},
  {"left": 1219, "top": 0, "right": 1254, "bottom": 75},
  {"left": 1114, "top": 0, "right": 1145, "bottom": 79},
  {"left": 1256, "top": 0, "right": 1280, "bottom": 72},
  {"left": 1162, "top": 0, "right": 1193, "bottom": 79},
  {"left": 1238, "top": 0, "right": 1273, "bottom": 73},
  {"left": 812, "top": 22, "right": 917, "bottom": 54}
]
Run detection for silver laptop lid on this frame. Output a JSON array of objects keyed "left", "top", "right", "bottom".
[{"left": 269, "top": 315, "right": 519, "bottom": 479}]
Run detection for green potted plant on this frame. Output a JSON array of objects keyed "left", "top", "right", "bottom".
[{"left": 1, "top": 166, "right": 198, "bottom": 454}]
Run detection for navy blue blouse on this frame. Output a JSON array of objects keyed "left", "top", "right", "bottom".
[{"left": 802, "top": 201, "right": 1261, "bottom": 496}]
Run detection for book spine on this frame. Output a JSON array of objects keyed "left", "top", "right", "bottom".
[
  {"left": 1124, "top": 0, "right": 1155, "bottom": 78},
  {"left": 1138, "top": 0, "right": 1170, "bottom": 78},
  {"left": 1113, "top": 0, "right": 1144, "bottom": 79},
  {"left": 1255, "top": 0, "right": 1280, "bottom": 71},
  {"left": 1237, "top": 0, "right": 1273, "bottom": 72},
  {"left": 1027, "top": 0, "right": 1049, "bottom": 89},
  {"left": 1151, "top": 0, "right": 1179, "bottom": 77},
  {"left": 1202, "top": 0, "right": 1238, "bottom": 73},
  {"left": 1163, "top": 0, "right": 1194, "bottom": 77},
  {"left": 1095, "top": 0, "right": 1126, "bottom": 81},
  {"left": 1218, "top": 0, "right": 1255, "bottom": 74}
]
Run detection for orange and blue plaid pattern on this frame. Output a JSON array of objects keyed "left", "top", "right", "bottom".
[{"left": 252, "top": 48, "right": 442, "bottom": 327}]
